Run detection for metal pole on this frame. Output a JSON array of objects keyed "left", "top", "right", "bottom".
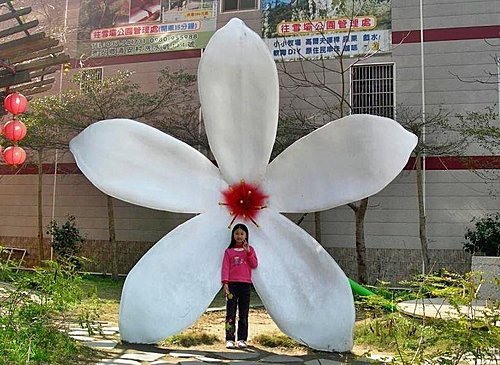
[
  {"left": 419, "top": 0, "right": 426, "bottom": 274},
  {"left": 50, "top": 0, "right": 70, "bottom": 261},
  {"left": 497, "top": 54, "right": 500, "bottom": 115},
  {"left": 198, "top": 48, "right": 204, "bottom": 152}
]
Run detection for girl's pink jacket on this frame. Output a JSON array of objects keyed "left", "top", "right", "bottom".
[{"left": 221, "top": 246, "right": 258, "bottom": 284}]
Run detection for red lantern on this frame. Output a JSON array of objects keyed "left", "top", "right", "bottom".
[
  {"left": 3, "top": 146, "right": 26, "bottom": 166},
  {"left": 3, "top": 119, "right": 27, "bottom": 142},
  {"left": 4, "top": 92, "right": 27, "bottom": 115}
]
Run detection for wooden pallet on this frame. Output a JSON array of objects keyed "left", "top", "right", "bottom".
[
  {"left": 0, "top": 0, "right": 69, "bottom": 104},
  {"left": 0, "top": 246, "right": 27, "bottom": 271}
]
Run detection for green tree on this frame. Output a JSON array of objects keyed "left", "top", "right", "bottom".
[
  {"left": 397, "top": 106, "right": 499, "bottom": 273},
  {"left": 455, "top": 106, "right": 500, "bottom": 196},
  {"left": 276, "top": 39, "right": 380, "bottom": 284},
  {"left": 21, "top": 68, "right": 198, "bottom": 277},
  {"left": 20, "top": 101, "right": 67, "bottom": 263},
  {"left": 397, "top": 107, "right": 464, "bottom": 274}
]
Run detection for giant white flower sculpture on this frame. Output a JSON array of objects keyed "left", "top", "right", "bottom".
[{"left": 70, "top": 18, "right": 417, "bottom": 352}]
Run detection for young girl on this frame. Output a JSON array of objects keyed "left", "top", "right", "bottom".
[{"left": 221, "top": 223, "right": 258, "bottom": 349}]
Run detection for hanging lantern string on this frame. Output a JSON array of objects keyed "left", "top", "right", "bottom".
[{"left": 2, "top": 92, "right": 28, "bottom": 166}]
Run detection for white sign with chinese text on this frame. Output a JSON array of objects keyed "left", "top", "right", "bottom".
[{"left": 265, "top": 29, "right": 391, "bottom": 61}]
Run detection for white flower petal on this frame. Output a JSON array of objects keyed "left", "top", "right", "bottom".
[
  {"left": 264, "top": 114, "right": 417, "bottom": 212},
  {"left": 70, "top": 119, "right": 224, "bottom": 213},
  {"left": 251, "top": 209, "right": 355, "bottom": 352},
  {"left": 198, "top": 18, "right": 279, "bottom": 184},
  {"left": 119, "top": 207, "right": 230, "bottom": 343}
]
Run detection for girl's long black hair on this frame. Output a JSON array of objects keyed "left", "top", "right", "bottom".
[{"left": 228, "top": 223, "right": 249, "bottom": 248}]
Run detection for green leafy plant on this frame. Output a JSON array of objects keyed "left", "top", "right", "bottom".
[
  {"left": 47, "top": 216, "right": 86, "bottom": 268},
  {"left": 355, "top": 271, "right": 499, "bottom": 364},
  {"left": 0, "top": 261, "right": 101, "bottom": 364},
  {"left": 463, "top": 212, "right": 500, "bottom": 256}
]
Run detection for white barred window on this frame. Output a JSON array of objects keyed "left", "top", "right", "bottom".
[
  {"left": 221, "top": 0, "right": 257, "bottom": 12},
  {"left": 350, "top": 63, "right": 395, "bottom": 119}
]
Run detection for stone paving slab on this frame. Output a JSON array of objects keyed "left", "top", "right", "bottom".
[
  {"left": 397, "top": 298, "right": 494, "bottom": 320},
  {"left": 229, "top": 363, "right": 286, "bottom": 365},
  {"left": 69, "top": 330, "right": 91, "bottom": 336},
  {"left": 102, "top": 326, "right": 120, "bottom": 332},
  {"left": 195, "top": 355, "right": 225, "bottom": 363},
  {"left": 178, "top": 361, "right": 206, "bottom": 365},
  {"left": 261, "top": 355, "right": 303, "bottom": 363},
  {"left": 70, "top": 335, "right": 96, "bottom": 342},
  {"left": 101, "top": 329, "right": 119, "bottom": 335},
  {"left": 121, "top": 352, "right": 165, "bottom": 361},
  {"left": 215, "top": 351, "right": 260, "bottom": 360},
  {"left": 62, "top": 320, "right": 386, "bottom": 364},
  {"left": 304, "top": 359, "right": 345, "bottom": 365},
  {"left": 170, "top": 351, "right": 209, "bottom": 358},
  {"left": 98, "top": 359, "right": 141, "bottom": 364},
  {"left": 82, "top": 340, "right": 119, "bottom": 349}
]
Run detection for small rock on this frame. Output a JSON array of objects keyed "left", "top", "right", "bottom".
[{"left": 364, "top": 354, "right": 394, "bottom": 363}]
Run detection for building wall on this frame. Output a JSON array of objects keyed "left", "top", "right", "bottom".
[{"left": 1, "top": 0, "right": 498, "bottom": 283}]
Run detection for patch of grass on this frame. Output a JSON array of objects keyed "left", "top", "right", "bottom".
[
  {"left": 355, "top": 313, "right": 428, "bottom": 353},
  {"left": 75, "top": 275, "right": 125, "bottom": 324},
  {"left": 0, "top": 261, "right": 103, "bottom": 364},
  {"left": 81, "top": 274, "right": 124, "bottom": 302},
  {"left": 253, "top": 333, "right": 303, "bottom": 349},
  {"left": 0, "top": 322, "right": 100, "bottom": 364},
  {"left": 163, "top": 331, "right": 219, "bottom": 347},
  {"left": 355, "top": 271, "right": 500, "bottom": 363}
]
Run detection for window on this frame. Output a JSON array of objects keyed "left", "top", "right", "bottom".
[
  {"left": 350, "top": 63, "right": 395, "bottom": 119},
  {"left": 221, "top": 0, "right": 257, "bottom": 12},
  {"left": 80, "top": 67, "right": 103, "bottom": 92}
]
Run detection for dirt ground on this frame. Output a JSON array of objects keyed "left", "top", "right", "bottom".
[{"left": 97, "top": 304, "right": 372, "bottom": 356}]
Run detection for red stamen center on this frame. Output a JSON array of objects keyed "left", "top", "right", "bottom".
[{"left": 221, "top": 180, "right": 268, "bottom": 227}]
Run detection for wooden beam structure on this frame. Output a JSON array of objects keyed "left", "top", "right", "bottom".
[{"left": 0, "top": 0, "right": 69, "bottom": 99}]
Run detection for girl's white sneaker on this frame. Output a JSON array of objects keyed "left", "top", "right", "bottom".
[
  {"left": 226, "top": 340, "right": 236, "bottom": 349},
  {"left": 237, "top": 340, "right": 248, "bottom": 348}
]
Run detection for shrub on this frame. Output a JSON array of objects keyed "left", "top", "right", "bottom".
[
  {"left": 163, "top": 331, "right": 219, "bottom": 347},
  {"left": 252, "top": 333, "right": 303, "bottom": 348},
  {"left": 463, "top": 212, "right": 500, "bottom": 256},
  {"left": 47, "top": 216, "right": 85, "bottom": 268}
]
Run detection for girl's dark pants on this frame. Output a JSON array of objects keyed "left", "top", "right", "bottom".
[{"left": 225, "top": 282, "right": 251, "bottom": 341}]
